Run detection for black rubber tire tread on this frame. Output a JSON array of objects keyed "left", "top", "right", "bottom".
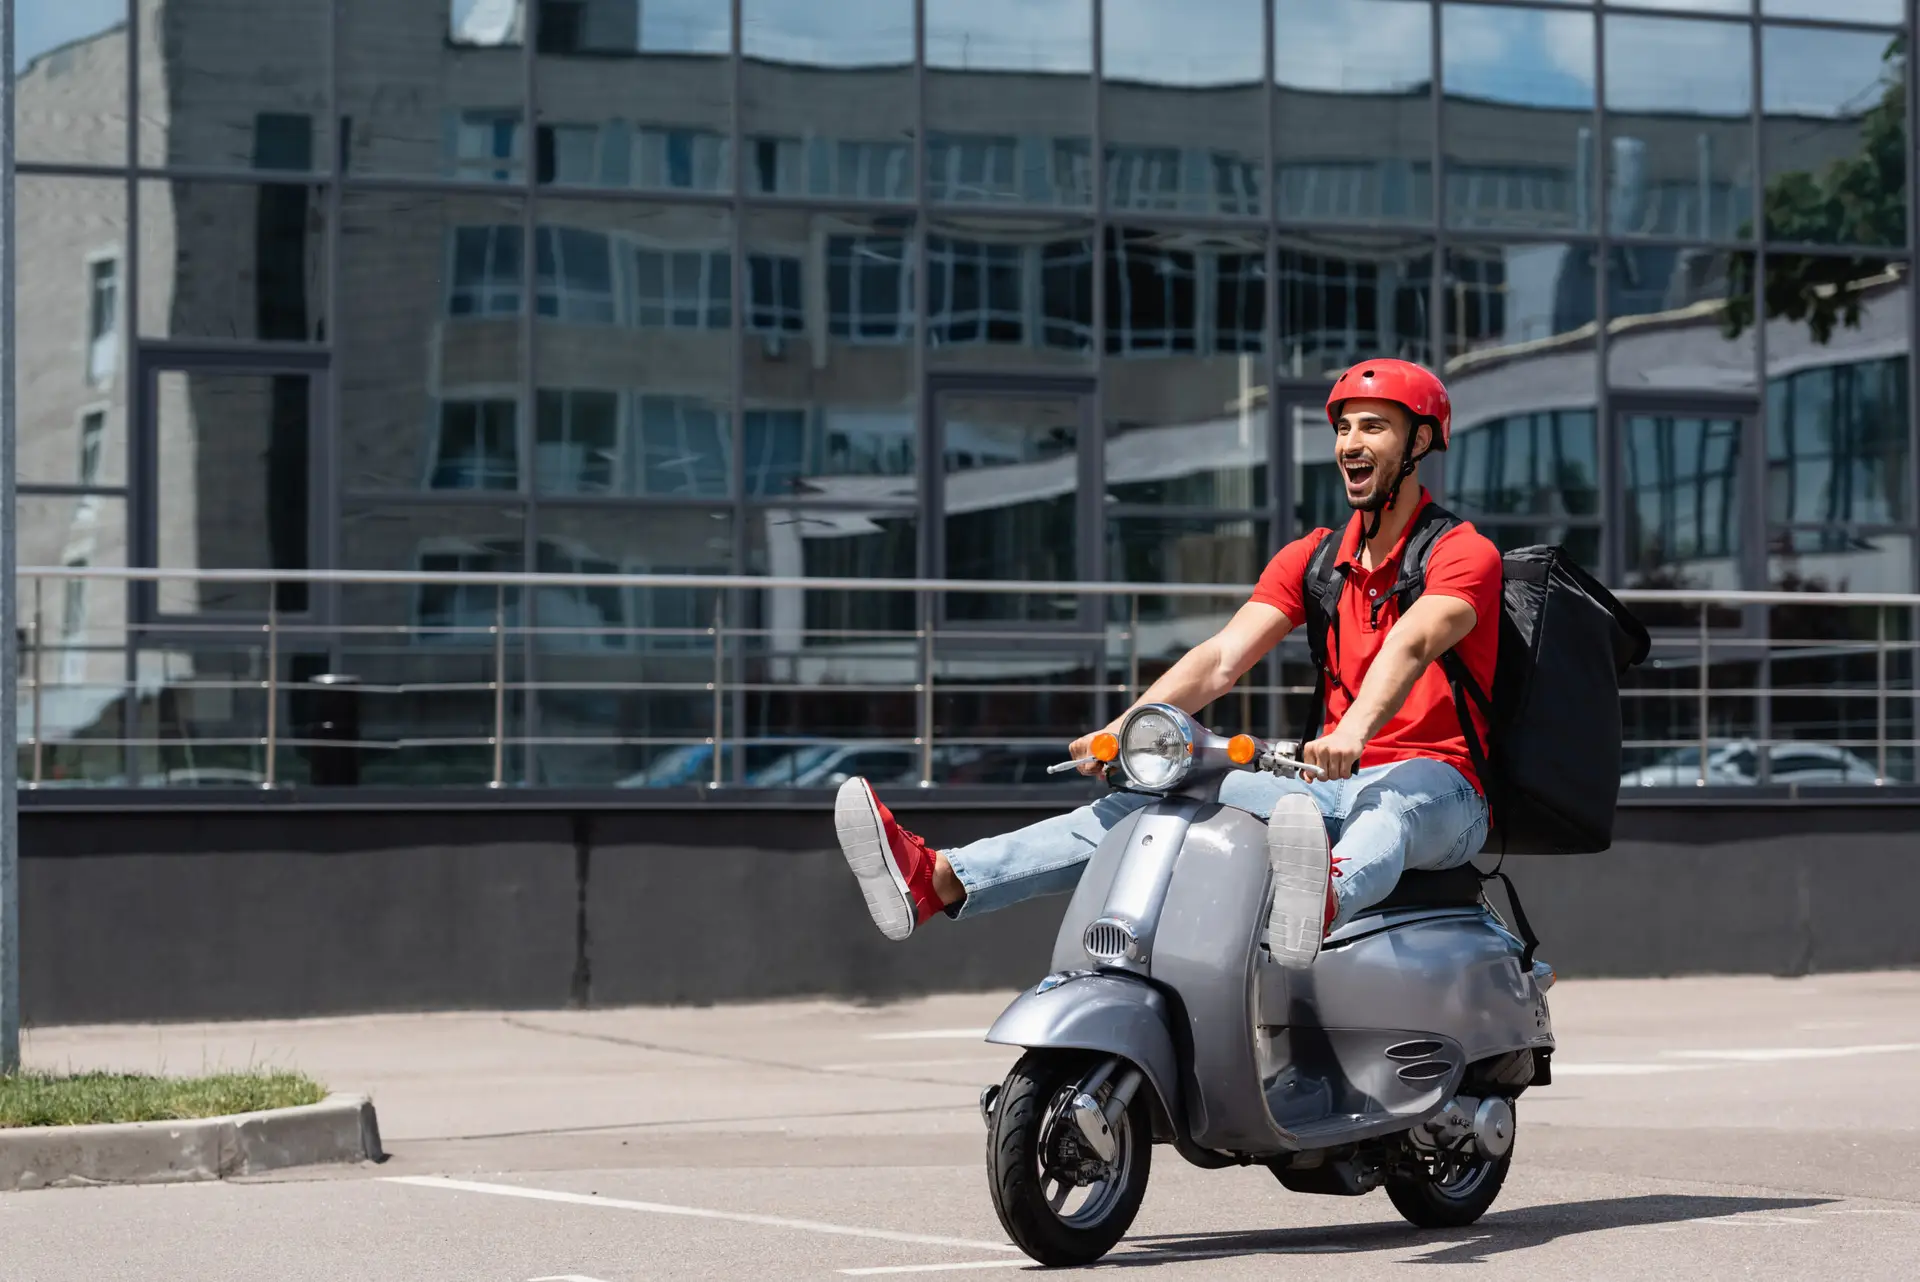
[
  {"left": 1385, "top": 1146, "right": 1513, "bottom": 1229},
  {"left": 986, "top": 1050, "right": 1153, "bottom": 1267},
  {"left": 1465, "top": 1049, "right": 1536, "bottom": 1093}
]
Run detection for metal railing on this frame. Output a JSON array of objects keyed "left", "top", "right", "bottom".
[{"left": 13, "top": 565, "right": 1920, "bottom": 795}]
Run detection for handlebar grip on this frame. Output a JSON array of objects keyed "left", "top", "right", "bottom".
[{"left": 1047, "top": 759, "right": 1091, "bottom": 776}]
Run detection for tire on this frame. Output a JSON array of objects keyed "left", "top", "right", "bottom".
[
  {"left": 986, "top": 1051, "right": 1153, "bottom": 1267},
  {"left": 1385, "top": 1145, "right": 1513, "bottom": 1229}
]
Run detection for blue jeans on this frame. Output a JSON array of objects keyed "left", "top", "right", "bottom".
[{"left": 943, "top": 758, "right": 1489, "bottom": 930}]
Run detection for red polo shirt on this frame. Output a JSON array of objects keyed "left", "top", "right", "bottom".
[{"left": 1250, "top": 491, "right": 1501, "bottom": 793}]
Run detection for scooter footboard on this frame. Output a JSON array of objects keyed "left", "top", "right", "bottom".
[{"left": 986, "top": 973, "right": 1182, "bottom": 1127}]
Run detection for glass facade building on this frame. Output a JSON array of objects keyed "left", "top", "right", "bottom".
[{"left": 11, "top": 0, "right": 1917, "bottom": 789}]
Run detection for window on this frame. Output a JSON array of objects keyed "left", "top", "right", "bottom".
[
  {"left": 1215, "top": 254, "right": 1265, "bottom": 354},
  {"left": 927, "top": 238, "right": 1024, "bottom": 346},
  {"left": 536, "top": 0, "right": 586, "bottom": 53},
  {"left": 416, "top": 542, "right": 521, "bottom": 643},
  {"left": 928, "top": 134, "right": 1021, "bottom": 203},
  {"left": 633, "top": 127, "right": 730, "bottom": 192},
  {"left": 1448, "top": 410, "right": 1601, "bottom": 519},
  {"left": 634, "top": 396, "right": 729, "bottom": 495},
  {"left": 537, "top": 227, "right": 616, "bottom": 323},
  {"left": 1041, "top": 239, "right": 1095, "bottom": 350},
  {"left": 86, "top": 258, "right": 118, "bottom": 385},
  {"left": 628, "top": 565, "right": 714, "bottom": 652},
  {"left": 534, "top": 540, "right": 627, "bottom": 652},
  {"left": 77, "top": 411, "right": 105, "bottom": 486},
  {"left": 1439, "top": 248, "right": 1510, "bottom": 353},
  {"left": 1052, "top": 140, "right": 1094, "bottom": 207},
  {"left": 538, "top": 123, "right": 603, "bottom": 184},
  {"left": 1622, "top": 414, "right": 1743, "bottom": 571},
  {"left": 449, "top": 226, "right": 524, "bottom": 316},
  {"left": 747, "top": 254, "right": 804, "bottom": 334},
  {"left": 827, "top": 236, "right": 912, "bottom": 341},
  {"left": 811, "top": 140, "right": 912, "bottom": 201},
  {"left": 1768, "top": 357, "right": 1910, "bottom": 528},
  {"left": 1106, "top": 230, "right": 1197, "bottom": 354},
  {"left": 536, "top": 388, "right": 619, "bottom": 494},
  {"left": 631, "top": 247, "right": 730, "bottom": 329},
  {"left": 1213, "top": 156, "right": 1261, "bottom": 217},
  {"left": 450, "top": 111, "right": 524, "bottom": 183},
  {"left": 1446, "top": 165, "right": 1575, "bottom": 227},
  {"left": 1277, "top": 248, "right": 1434, "bottom": 369},
  {"left": 744, "top": 409, "right": 810, "bottom": 497},
  {"left": 1107, "top": 147, "right": 1185, "bottom": 213},
  {"left": 743, "top": 406, "right": 919, "bottom": 498},
  {"left": 749, "top": 135, "right": 805, "bottom": 194},
  {"left": 1277, "top": 161, "right": 1433, "bottom": 224},
  {"left": 59, "top": 560, "right": 88, "bottom": 687},
  {"left": 431, "top": 399, "right": 519, "bottom": 490}
]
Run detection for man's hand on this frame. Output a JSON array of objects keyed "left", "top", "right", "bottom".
[
  {"left": 1303, "top": 722, "right": 1367, "bottom": 781},
  {"left": 1067, "top": 725, "right": 1121, "bottom": 777}
]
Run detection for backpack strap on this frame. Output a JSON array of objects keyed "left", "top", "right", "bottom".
[
  {"left": 1383, "top": 501, "right": 1462, "bottom": 624},
  {"left": 1484, "top": 868, "right": 1540, "bottom": 969},
  {"left": 1397, "top": 502, "right": 1502, "bottom": 816},
  {"left": 1297, "top": 529, "right": 1345, "bottom": 745}
]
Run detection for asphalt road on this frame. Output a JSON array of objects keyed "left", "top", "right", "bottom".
[{"left": 6, "top": 971, "right": 1920, "bottom": 1281}]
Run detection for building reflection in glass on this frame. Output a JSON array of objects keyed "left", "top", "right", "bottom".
[{"left": 7, "top": 0, "right": 1918, "bottom": 788}]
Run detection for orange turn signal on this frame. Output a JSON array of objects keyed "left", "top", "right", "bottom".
[
  {"left": 1090, "top": 732, "right": 1120, "bottom": 762},
  {"left": 1226, "top": 734, "right": 1258, "bottom": 766}
]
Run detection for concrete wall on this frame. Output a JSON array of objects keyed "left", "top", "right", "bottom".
[{"left": 17, "top": 798, "right": 1920, "bottom": 1027}]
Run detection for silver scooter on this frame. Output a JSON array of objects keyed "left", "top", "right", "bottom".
[{"left": 978, "top": 702, "right": 1556, "bottom": 1267}]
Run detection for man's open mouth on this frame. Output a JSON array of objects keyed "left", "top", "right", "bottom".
[{"left": 1343, "top": 460, "right": 1376, "bottom": 486}]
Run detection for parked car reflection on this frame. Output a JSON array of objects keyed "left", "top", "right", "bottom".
[{"left": 1620, "top": 740, "right": 1882, "bottom": 787}]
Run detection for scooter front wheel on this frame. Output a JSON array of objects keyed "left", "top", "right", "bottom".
[{"left": 986, "top": 1050, "right": 1152, "bottom": 1267}]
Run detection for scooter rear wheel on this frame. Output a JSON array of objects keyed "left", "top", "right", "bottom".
[
  {"left": 986, "top": 1050, "right": 1152, "bottom": 1267},
  {"left": 1385, "top": 1146, "right": 1513, "bottom": 1229}
]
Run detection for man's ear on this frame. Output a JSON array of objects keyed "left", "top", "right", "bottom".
[{"left": 1410, "top": 418, "right": 1434, "bottom": 459}]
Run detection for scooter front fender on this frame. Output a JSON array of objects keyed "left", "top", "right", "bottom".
[{"left": 987, "top": 972, "right": 1182, "bottom": 1128}]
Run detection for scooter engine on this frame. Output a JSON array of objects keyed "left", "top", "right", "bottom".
[{"left": 1408, "top": 1095, "right": 1515, "bottom": 1161}]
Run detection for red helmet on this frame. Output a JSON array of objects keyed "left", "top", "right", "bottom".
[{"left": 1325, "top": 359, "right": 1452, "bottom": 452}]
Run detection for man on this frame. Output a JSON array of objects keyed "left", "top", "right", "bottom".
[{"left": 833, "top": 359, "right": 1501, "bottom": 969}]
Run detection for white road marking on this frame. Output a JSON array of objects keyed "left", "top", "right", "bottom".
[
  {"left": 840, "top": 1245, "right": 1356, "bottom": 1275},
  {"left": 864, "top": 1029, "right": 993, "bottom": 1042},
  {"left": 840, "top": 1263, "right": 1028, "bottom": 1277},
  {"left": 1663, "top": 1043, "right": 1920, "bottom": 1064},
  {"left": 1550, "top": 1042, "right": 1920, "bottom": 1078},
  {"left": 530, "top": 1275, "right": 616, "bottom": 1281},
  {"left": 1697, "top": 1216, "right": 1822, "bottom": 1227},
  {"left": 385, "top": 1176, "right": 1019, "bottom": 1254},
  {"left": 1550, "top": 1063, "right": 1703, "bottom": 1077},
  {"left": 820, "top": 1056, "right": 1016, "bottom": 1073}
]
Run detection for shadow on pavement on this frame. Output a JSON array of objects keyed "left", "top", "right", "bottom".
[{"left": 1119, "top": 1193, "right": 1837, "bottom": 1266}]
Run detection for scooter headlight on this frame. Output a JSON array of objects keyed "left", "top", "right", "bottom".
[{"left": 1119, "top": 704, "right": 1195, "bottom": 792}]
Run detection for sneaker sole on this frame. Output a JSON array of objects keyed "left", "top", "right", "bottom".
[
  {"left": 835, "top": 778, "right": 916, "bottom": 942},
  {"left": 1265, "top": 794, "right": 1330, "bottom": 969}
]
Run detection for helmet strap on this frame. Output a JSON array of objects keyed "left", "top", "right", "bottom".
[{"left": 1362, "top": 420, "right": 1434, "bottom": 544}]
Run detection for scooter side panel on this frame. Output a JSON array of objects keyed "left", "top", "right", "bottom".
[
  {"left": 1047, "top": 808, "right": 1148, "bottom": 975},
  {"left": 1264, "top": 1027, "right": 1463, "bottom": 1141},
  {"left": 1151, "top": 803, "right": 1298, "bottom": 1154},
  {"left": 1281, "top": 911, "right": 1553, "bottom": 1064},
  {"left": 986, "top": 973, "right": 1182, "bottom": 1125}
]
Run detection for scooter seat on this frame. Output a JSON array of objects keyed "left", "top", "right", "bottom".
[{"left": 1369, "top": 864, "right": 1487, "bottom": 913}]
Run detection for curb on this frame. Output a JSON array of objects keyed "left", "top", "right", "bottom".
[{"left": 0, "top": 1093, "right": 383, "bottom": 1192}]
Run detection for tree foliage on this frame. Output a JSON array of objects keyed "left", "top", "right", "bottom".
[{"left": 1724, "top": 36, "right": 1907, "bottom": 345}]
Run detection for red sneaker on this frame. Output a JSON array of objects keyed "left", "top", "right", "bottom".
[
  {"left": 835, "top": 777, "right": 946, "bottom": 940},
  {"left": 1265, "top": 793, "right": 1336, "bottom": 969}
]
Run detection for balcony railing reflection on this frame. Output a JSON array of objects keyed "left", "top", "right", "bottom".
[{"left": 14, "top": 566, "right": 1920, "bottom": 796}]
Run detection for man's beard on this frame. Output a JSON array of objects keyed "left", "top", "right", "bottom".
[{"left": 1346, "top": 448, "right": 1408, "bottom": 513}]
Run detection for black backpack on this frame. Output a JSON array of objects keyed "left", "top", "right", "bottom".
[{"left": 1299, "top": 503, "right": 1651, "bottom": 856}]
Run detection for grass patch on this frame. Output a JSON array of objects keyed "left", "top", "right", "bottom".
[{"left": 0, "top": 1070, "right": 328, "bottom": 1129}]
